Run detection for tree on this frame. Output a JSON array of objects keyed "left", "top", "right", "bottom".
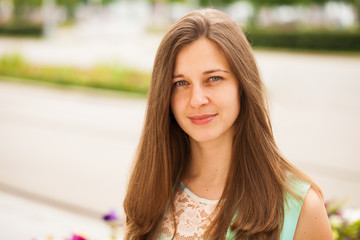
[
  {"left": 247, "top": 0, "right": 359, "bottom": 26},
  {"left": 56, "top": 0, "right": 81, "bottom": 21},
  {"left": 337, "top": 0, "right": 360, "bottom": 25},
  {"left": 56, "top": 0, "right": 118, "bottom": 21},
  {"left": 248, "top": 0, "right": 328, "bottom": 7},
  {"left": 198, "top": 0, "right": 237, "bottom": 7},
  {"left": 11, "top": 0, "right": 42, "bottom": 23}
]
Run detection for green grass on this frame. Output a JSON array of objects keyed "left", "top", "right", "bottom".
[{"left": 0, "top": 54, "right": 150, "bottom": 95}]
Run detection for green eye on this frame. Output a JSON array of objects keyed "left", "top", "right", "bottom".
[
  {"left": 209, "top": 76, "right": 222, "bottom": 82},
  {"left": 174, "top": 80, "right": 188, "bottom": 86}
]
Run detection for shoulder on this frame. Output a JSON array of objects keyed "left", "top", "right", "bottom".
[{"left": 293, "top": 187, "right": 333, "bottom": 240}]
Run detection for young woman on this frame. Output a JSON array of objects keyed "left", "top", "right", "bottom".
[{"left": 124, "top": 9, "right": 333, "bottom": 240}]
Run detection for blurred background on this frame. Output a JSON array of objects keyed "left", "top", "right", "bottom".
[{"left": 0, "top": 0, "right": 359, "bottom": 239}]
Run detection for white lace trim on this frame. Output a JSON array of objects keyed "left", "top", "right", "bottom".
[{"left": 159, "top": 183, "right": 219, "bottom": 239}]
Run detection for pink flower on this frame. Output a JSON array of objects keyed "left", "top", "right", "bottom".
[{"left": 70, "top": 234, "right": 87, "bottom": 240}]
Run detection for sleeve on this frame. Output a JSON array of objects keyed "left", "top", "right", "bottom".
[{"left": 280, "top": 181, "right": 311, "bottom": 240}]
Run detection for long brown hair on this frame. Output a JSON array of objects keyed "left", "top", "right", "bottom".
[{"left": 124, "top": 8, "right": 321, "bottom": 240}]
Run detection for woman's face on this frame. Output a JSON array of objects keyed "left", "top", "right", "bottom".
[{"left": 171, "top": 38, "right": 240, "bottom": 144}]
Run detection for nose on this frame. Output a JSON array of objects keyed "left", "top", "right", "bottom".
[{"left": 189, "top": 84, "right": 209, "bottom": 108}]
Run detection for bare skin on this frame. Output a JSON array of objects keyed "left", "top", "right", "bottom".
[
  {"left": 181, "top": 135, "right": 233, "bottom": 200},
  {"left": 294, "top": 188, "right": 333, "bottom": 240}
]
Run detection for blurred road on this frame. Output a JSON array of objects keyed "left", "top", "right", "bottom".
[
  {"left": 0, "top": 29, "right": 161, "bottom": 71},
  {"left": 0, "top": 80, "right": 140, "bottom": 240},
  {"left": 1, "top": 30, "right": 360, "bottom": 239},
  {"left": 0, "top": 189, "right": 114, "bottom": 240}
]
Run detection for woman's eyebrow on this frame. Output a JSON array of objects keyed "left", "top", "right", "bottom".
[
  {"left": 203, "top": 69, "right": 229, "bottom": 75},
  {"left": 172, "top": 73, "right": 184, "bottom": 79},
  {"left": 172, "top": 69, "right": 229, "bottom": 79}
]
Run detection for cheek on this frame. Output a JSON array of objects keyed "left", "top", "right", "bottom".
[
  {"left": 217, "top": 86, "right": 239, "bottom": 105},
  {"left": 219, "top": 88, "right": 240, "bottom": 117}
]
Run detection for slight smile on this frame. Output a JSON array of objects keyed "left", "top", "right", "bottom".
[{"left": 189, "top": 114, "right": 217, "bottom": 125}]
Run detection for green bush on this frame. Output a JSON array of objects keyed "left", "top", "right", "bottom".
[
  {"left": 245, "top": 28, "right": 360, "bottom": 52},
  {"left": 326, "top": 200, "right": 360, "bottom": 240},
  {"left": 0, "top": 22, "right": 43, "bottom": 37},
  {"left": 0, "top": 54, "right": 150, "bottom": 95}
]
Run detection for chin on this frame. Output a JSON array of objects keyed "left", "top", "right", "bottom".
[{"left": 188, "top": 133, "right": 219, "bottom": 144}]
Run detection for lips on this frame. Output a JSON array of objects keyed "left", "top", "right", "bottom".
[{"left": 189, "top": 114, "right": 217, "bottom": 125}]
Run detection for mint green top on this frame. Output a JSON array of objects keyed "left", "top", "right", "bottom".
[
  {"left": 280, "top": 181, "right": 311, "bottom": 240},
  {"left": 225, "top": 180, "right": 311, "bottom": 239}
]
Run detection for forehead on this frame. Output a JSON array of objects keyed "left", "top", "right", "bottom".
[{"left": 173, "top": 38, "right": 231, "bottom": 74}]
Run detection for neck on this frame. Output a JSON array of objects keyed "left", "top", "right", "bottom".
[{"left": 183, "top": 137, "right": 232, "bottom": 191}]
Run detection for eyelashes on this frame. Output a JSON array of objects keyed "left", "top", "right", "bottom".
[
  {"left": 173, "top": 76, "right": 223, "bottom": 88},
  {"left": 208, "top": 76, "right": 222, "bottom": 82},
  {"left": 174, "top": 80, "right": 189, "bottom": 87}
]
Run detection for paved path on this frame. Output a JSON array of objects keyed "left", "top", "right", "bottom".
[
  {"left": 0, "top": 80, "right": 139, "bottom": 239},
  {"left": 0, "top": 79, "right": 146, "bottom": 214},
  {"left": 0, "top": 190, "right": 117, "bottom": 240},
  {"left": 255, "top": 51, "right": 360, "bottom": 206},
  {"left": 1, "top": 31, "right": 360, "bottom": 239},
  {"left": 0, "top": 29, "right": 162, "bottom": 71}
]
